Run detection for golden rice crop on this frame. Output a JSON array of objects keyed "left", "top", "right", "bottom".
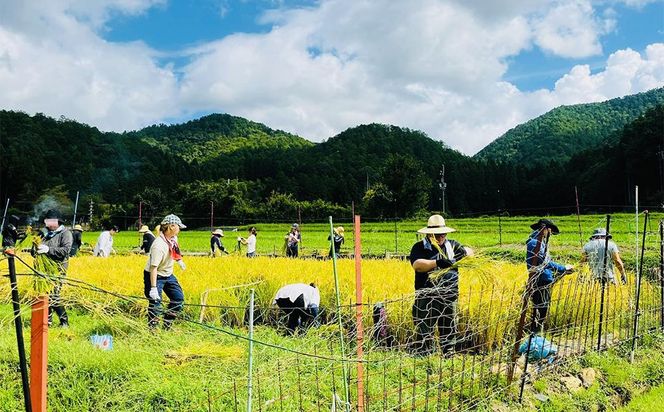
[{"left": 0, "top": 252, "right": 653, "bottom": 349}]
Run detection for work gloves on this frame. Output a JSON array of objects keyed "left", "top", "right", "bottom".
[
  {"left": 36, "top": 245, "right": 49, "bottom": 254},
  {"left": 149, "top": 287, "right": 160, "bottom": 301},
  {"left": 176, "top": 260, "right": 186, "bottom": 270},
  {"left": 436, "top": 257, "right": 455, "bottom": 269}
]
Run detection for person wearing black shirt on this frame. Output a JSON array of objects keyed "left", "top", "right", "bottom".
[
  {"left": 1, "top": 215, "right": 25, "bottom": 248},
  {"left": 328, "top": 226, "right": 344, "bottom": 257},
  {"left": 409, "top": 214, "right": 473, "bottom": 355},
  {"left": 70, "top": 224, "right": 83, "bottom": 256},
  {"left": 210, "top": 229, "right": 228, "bottom": 256},
  {"left": 138, "top": 225, "right": 156, "bottom": 254}
]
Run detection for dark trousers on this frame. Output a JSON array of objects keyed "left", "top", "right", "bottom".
[
  {"left": 286, "top": 245, "right": 299, "bottom": 257},
  {"left": 412, "top": 289, "right": 457, "bottom": 354},
  {"left": 530, "top": 285, "right": 552, "bottom": 333},
  {"left": 143, "top": 271, "right": 185, "bottom": 328},
  {"left": 275, "top": 294, "right": 313, "bottom": 334},
  {"left": 49, "top": 278, "right": 68, "bottom": 325}
]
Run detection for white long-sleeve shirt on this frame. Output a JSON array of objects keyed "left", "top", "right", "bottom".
[
  {"left": 93, "top": 231, "right": 113, "bottom": 257},
  {"left": 273, "top": 283, "right": 320, "bottom": 308},
  {"left": 246, "top": 234, "right": 256, "bottom": 254}
]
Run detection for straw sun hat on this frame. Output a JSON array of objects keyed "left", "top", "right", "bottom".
[
  {"left": 417, "top": 215, "right": 456, "bottom": 235},
  {"left": 138, "top": 225, "right": 150, "bottom": 233},
  {"left": 212, "top": 229, "right": 224, "bottom": 236}
]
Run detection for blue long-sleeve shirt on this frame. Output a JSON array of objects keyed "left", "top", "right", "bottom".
[{"left": 525, "top": 231, "right": 566, "bottom": 285}]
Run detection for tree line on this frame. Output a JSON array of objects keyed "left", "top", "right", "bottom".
[{"left": 0, "top": 103, "right": 662, "bottom": 228}]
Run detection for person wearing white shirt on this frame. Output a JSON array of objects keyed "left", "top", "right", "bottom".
[
  {"left": 273, "top": 283, "right": 320, "bottom": 334},
  {"left": 93, "top": 225, "right": 118, "bottom": 257},
  {"left": 143, "top": 214, "right": 187, "bottom": 329},
  {"left": 239, "top": 226, "right": 258, "bottom": 257}
]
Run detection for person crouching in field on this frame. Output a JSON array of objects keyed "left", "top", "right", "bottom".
[
  {"left": 581, "top": 228, "right": 626, "bottom": 284},
  {"left": 143, "top": 214, "right": 187, "bottom": 329},
  {"left": 273, "top": 283, "right": 320, "bottom": 335},
  {"left": 526, "top": 219, "right": 574, "bottom": 333},
  {"left": 409, "top": 214, "right": 474, "bottom": 356}
]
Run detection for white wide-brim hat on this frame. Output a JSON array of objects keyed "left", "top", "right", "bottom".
[{"left": 417, "top": 214, "right": 456, "bottom": 234}]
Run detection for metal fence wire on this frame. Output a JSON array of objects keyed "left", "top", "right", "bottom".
[{"left": 1, "top": 215, "right": 663, "bottom": 411}]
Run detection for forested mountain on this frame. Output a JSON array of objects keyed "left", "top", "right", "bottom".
[
  {"left": 475, "top": 88, "right": 664, "bottom": 163},
  {"left": 0, "top": 90, "right": 662, "bottom": 226}
]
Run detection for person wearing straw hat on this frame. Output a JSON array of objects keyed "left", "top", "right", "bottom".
[
  {"left": 409, "top": 214, "right": 474, "bottom": 355},
  {"left": 37, "top": 209, "right": 73, "bottom": 327},
  {"left": 143, "top": 214, "right": 187, "bottom": 329},
  {"left": 328, "top": 226, "right": 345, "bottom": 257},
  {"left": 138, "top": 225, "right": 156, "bottom": 254},
  {"left": 581, "top": 228, "right": 626, "bottom": 284},
  {"left": 69, "top": 224, "right": 84, "bottom": 256},
  {"left": 526, "top": 218, "right": 574, "bottom": 333},
  {"left": 210, "top": 228, "right": 228, "bottom": 257}
]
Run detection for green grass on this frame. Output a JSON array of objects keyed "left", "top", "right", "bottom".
[
  {"left": 0, "top": 304, "right": 488, "bottom": 412},
  {"left": 81, "top": 213, "right": 663, "bottom": 265},
  {"left": 526, "top": 334, "right": 664, "bottom": 412},
  {"left": 2, "top": 212, "right": 662, "bottom": 411},
  {"left": 618, "top": 382, "right": 664, "bottom": 411}
]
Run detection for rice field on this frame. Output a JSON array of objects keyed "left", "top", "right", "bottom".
[{"left": 0, "top": 213, "right": 662, "bottom": 411}]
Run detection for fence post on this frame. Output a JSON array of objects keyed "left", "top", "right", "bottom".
[
  {"left": 498, "top": 213, "right": 502, "bottom": 247},
  {"left": 329, "top": 216, "right": 350, "bottom": 410},
  {"left": 246, "top": 289, "right": 254, "bottom": 412},
  {"left": 30, "top": 295, "right": 48, "bottom": 412},
  {"left": 518, "top": 331, "right": 534, "bottom": 403},
  {"left": 354, "top": 215, "right": 365, "bottom": 412},
  {"left": 659, "top": 220, "right": 664, "bottom": 330},
  {"left": 7, "top": 252, "right": 32, "bottom": 412},
  {"left": 630, "top": 210, "right": 649, "bottom": 363},
  {"left": 597, "top": 215, "right": 611, "bottom": 351},
  {"left": 574, "top": 186, "right": 583, "bottom": 247},
  {"left": 394, "top": 219, "right": 398, "bottom": 254}
]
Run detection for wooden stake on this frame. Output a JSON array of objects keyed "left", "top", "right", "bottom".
[{"left": 30, "top": 295, "right": 48, "bottom": 412}]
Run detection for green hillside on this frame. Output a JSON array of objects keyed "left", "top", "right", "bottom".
[
  {"left": 0, "top": 90, "right": 662, "bottom": 225},
  {"left": 130, "top": 113, "right": 313, "bottom": 163},
  {"left": 475, "top": 87, "right": 664, "bottom": 163}
]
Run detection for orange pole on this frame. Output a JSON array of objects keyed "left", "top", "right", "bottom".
[
  {"left": 354, "top": 215, "right": 365, "bottom": 412},
  {"left": 30, "top": 295, "right": 48, "bottom": 412}
]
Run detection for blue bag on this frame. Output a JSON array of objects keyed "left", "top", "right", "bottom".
[{"left": 519, "top": 335, "right": 557, "bottom": 360}]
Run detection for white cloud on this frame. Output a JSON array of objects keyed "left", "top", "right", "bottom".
[
  {"left": 617, "top": 0, "right": 659, "bottom": 8},
  {"left": 549, "top": 44, "right": 664, "bottom": 102},
  {"left": 0, "top": 0, "right": 662, "bottom": 156},
  {"left": 0, "top": 0, "right": 179, "bottom": 131},
  {"left": 532, "top": 0, "right": 614, "bottom": 58}
]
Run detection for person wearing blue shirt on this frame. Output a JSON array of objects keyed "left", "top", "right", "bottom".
[{"left": 526, "top": 219, "right": 573, "bottom": 333}]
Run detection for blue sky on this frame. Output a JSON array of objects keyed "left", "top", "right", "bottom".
[{"left": 0, "top": 0, "right": 662, "bottom": 154}]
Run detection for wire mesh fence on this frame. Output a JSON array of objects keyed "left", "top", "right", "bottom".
[{"left": 0, "top": 213, "right": 663, "bottom": 411}]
